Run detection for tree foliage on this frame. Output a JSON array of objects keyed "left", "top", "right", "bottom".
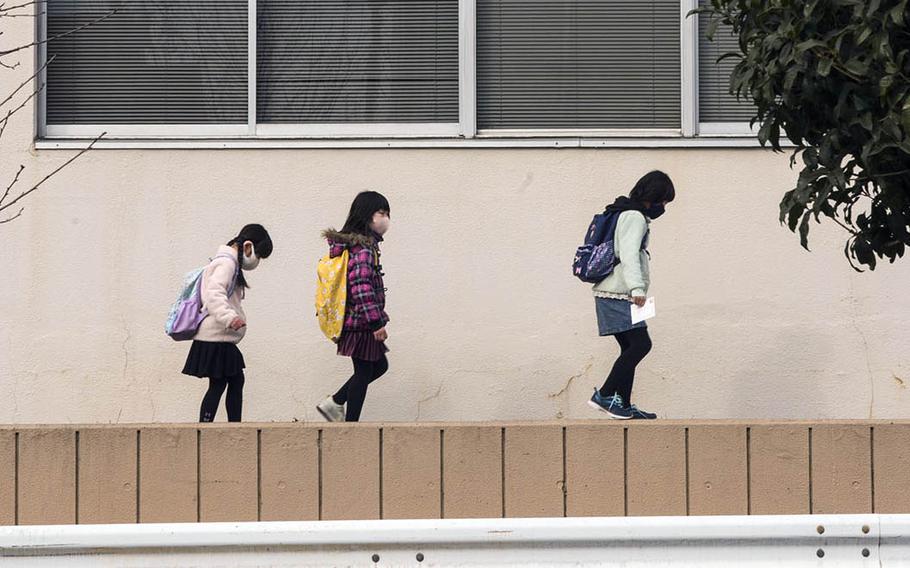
[{"left": 697, "top": 0, "right": 910, "bottom": 270}]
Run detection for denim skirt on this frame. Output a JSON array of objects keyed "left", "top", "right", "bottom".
[{"left": 595, "top": 297, "right": 647, "bottom": 336}]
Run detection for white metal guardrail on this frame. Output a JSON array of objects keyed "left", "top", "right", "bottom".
[{"left": 1, "top": 514, "right": 908, "bottom": 567}]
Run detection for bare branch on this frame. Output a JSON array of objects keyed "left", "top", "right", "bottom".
[
  {"left": 0, "top": 1, "right": 38, "bottom": 13},
  {"left": 0, "top": 80, "right": 42, "bottom": 138},
  {"left": 0, "top": 207, "right": 23, "bottom": 224},
  {"left": 0, "top": 9, "right": 116, "bottom": 58},
  {"left": 0, "top": 133, "right": 105, "bottom": 216},
  {"left": 0, "top": 164, "right": 25, "bottom": 207},
  {"left": 0, "top": 59, "right": 19, "bottom": 70},
  {"left": 0, "top": 53, "right": 54, "bottom": 110}
]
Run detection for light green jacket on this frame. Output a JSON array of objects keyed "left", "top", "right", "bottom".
[{"left": 592, "top": 210, "right": 650, "bottom": 299}]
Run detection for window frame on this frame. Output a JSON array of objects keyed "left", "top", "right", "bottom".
[{"left": 35, "top": 0, "right": 760, "bottom": 145}]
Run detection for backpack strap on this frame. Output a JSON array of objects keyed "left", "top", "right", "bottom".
[{"left": 210, "top": 252, "right": 241, "bottom": 297}]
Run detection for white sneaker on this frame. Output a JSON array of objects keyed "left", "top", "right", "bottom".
[{"left": 316, "top": 396, "right": 345, "bottom": 422}]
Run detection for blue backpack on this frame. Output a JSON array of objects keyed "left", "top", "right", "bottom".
[{"left": 572, "top": 212, "right": 622, "bottom": 283}]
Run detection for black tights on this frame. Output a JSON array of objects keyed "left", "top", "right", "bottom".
[
  {"left": 332, "top": 355, "right": 389, "bottom": 422},
  {"left": 599, "top": 328, "right": 652, "bottom": 404},
  {"left": 199, "top": 372, "right": 245, "bottom": 422}
]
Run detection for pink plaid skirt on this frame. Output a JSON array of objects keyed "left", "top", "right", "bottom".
[{"left": 337, "top": 330, "right": 389, "bottom": 362}]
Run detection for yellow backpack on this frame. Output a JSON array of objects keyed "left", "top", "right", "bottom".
[{"left": 315, "top": 250, "right": 349, "bottom": 343}]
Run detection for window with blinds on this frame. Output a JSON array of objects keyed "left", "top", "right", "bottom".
[
  {"left": 45, "top": 0, "right": 248, "bottom": 125},
  {"left": 476, "top": 0, "right": 681, "bottom": 131},
  {"left": 697, "top": 2, "right": 755, "bottom": 123},
  {"left": 256, "top": 0, "right": 459, "bottom": 124}
]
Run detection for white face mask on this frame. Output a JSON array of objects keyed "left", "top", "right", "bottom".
[
  {"left": 242, "top": 242, "right": 260, "bottom": 271},
  {"left": 370, "top": 212, "right": 390, "bottom": 236}
]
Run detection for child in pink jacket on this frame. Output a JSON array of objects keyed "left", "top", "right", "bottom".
[{"left": 183, "top": 224, "right": 273, "bottom": 422}]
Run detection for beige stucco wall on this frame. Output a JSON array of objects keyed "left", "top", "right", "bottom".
[{"left": 2, "top": 17, "right": 908, "bottom": 424}]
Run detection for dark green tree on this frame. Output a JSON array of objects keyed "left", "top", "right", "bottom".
[{"left": 696, "top": 0, "right": 910, "bottom": 270}]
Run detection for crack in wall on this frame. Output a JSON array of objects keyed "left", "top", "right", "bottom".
[
  {"left": 549, "top": 360, "right": 594, "bottom": 400},
  {"left": 416, "top": 383, "right": 444, "bottom": 421},
  {"left": 847, "top": 277, "right": 876, "bottom": 419}
]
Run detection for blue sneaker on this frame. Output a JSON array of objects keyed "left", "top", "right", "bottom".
[
  {"left": 588, "top": 390, "right": 633, "bottom": 419},
  {"left": 629, "top": 404, "right": 657, "bottom": 420}
]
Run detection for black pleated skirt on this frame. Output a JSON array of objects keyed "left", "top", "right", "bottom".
[{"left": 182, "top": 340, "right": 245, "bottom": 379}]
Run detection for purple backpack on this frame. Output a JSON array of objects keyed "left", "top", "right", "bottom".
[
  {"left": 165, "top": 254, "right": 238, "bottom": 341},
  {"left": 573, "top": 212, "right": 622, "bottom": 283}
]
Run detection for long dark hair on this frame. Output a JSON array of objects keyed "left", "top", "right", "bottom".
[
  {"left": 629, "top": 170, "right": 676, "bottom": 204},
  {"left": 341, "top": 191, "right": 391, "bottom": 236},
  {"left": 226, "top": 223, "right": 273, "bottom": 290}
]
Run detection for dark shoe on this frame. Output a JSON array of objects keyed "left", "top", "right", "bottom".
[
  {"left": 587, "top": 389, "right": 633, "bottom": 420},
  {"left": 629, "top": 404, "right": 657, "bottom": 420}
]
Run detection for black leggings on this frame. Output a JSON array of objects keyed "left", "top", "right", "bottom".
[
  {"left": 199, "top": 372, "right": 245, "bottom": 422},
  {"left": 332, "top": 355, "right": 389, "bottom": 422},
  {"left": 599, "top": 327, "right": 652, "bottom": 404}
]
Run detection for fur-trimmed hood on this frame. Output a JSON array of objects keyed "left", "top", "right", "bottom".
[{"left": 322, "top": 228, "right": 380, "bottom": 258}]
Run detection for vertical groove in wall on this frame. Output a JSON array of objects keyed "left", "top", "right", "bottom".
[
  {"left": 746, "top": 427, "right": 752, "bottom": 515},
  {"left": 870, "top": 426, "right": 876, "bottom": 513},
  {"left": 135, "top": 429, "right": 141, "bottom": 523},
  {"left": 500, "top": 427, "right": 506, "bottom": 518},
  {"left": 684, "top": 427, "right": 690, "bottom": 516},
  {"left": 439, "top": 429, "right": 445, "bottom": 519},
  {"left": 378, "top": 428, "right": 384, "bottom": 520},
  {"left": 561, "top": 426, "right": 567, "bottom": 518},
  {"left": 196, "top": 429, "right": 201, "bottom": 523},
  {"left": 622, "top": 427, "right": 629, "bottom": 517},
  {"left": 74, "top": 430, "right": 80, "bottom": 525},
  {"left": 317, "top": 429, "right": 323, "bottom": 521},
  {"left": 14, "top": 432, "right": 19, "bottom": 526},
  {"left": 256, "top": 429, "right": 262, "bottom": 522},
  {"left": 808, "top": 427, "right": 814, "bottom": 515}
]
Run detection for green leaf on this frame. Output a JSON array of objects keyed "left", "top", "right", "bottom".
[
  {"left": 856, "top": 27, "right": 872, "bottom": 46},
  {"left": 788, "top": 203, "right": 804, "bottom": 231},
  {"left": 799, "top": 212, "right": 813, "bottom": 250},
  {"left": 796, "top": 39, "right": 828, "bottom": 53},
  {"left": 866, "top": 0, "right": 881, "bottom": 17},
  {"left": 818, "top": 57, "right": 834, "bottom": 76},
  {"left": 890, "top": 0, "right": 908, "bottom": 25},
  {"left": 802, "top": 148, "right": 819, "bottom": 168},
  {"left": 902, "top": 99, "right": 910, "bottom": 135},
  {"left": 843, "top": 58, "right": 869, "bottom": 76},
  {"left": 706, "top": 17, "right": 720, "bottom": 41},
  {"left": 805, "top": 0, "right": 821, "bottom": 17},
  {"left": 854, "top": 237, "right": 877, "bottom": 270},
  {"left": 845, "top": 239, "right": 865, "bottom": 272},
  {"left": 758, "top": 121, "right": 772, "bottom": 146}
]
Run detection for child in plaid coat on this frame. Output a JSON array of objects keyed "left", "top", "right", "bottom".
[{"left": 316, "top": 191, "right": 391, "bottom": 423}]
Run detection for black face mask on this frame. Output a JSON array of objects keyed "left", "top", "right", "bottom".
[{"left": 643, "top": 204, "right": 666, "bottom": 219}]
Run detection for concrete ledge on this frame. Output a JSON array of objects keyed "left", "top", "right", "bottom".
[{"left": 0, "top": 421, "right": 908, "bottom": 525}]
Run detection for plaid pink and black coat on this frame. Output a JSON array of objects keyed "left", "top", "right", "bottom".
[{"left": 323, "top": 229, "right": 389, "bottom": 332}]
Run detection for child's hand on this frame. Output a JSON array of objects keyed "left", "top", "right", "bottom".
[
  {"left": 632, "top": 296, "right": 647, "bottom": 307},
  {"left": 229, "top": 317, "right": 246, "bottom": 331},
  {"left": 373, "top": 327, "right": 388, "bottom": 342}
]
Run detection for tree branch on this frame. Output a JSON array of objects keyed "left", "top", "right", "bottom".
[
  {"left": 0, "top": 8, "right": 116, "bottom": 58},
  {"left": 0, "top": 53, "right": 53, "bottom": 110},
  {"left": 0, "top": 133, "right": 105, "bottom": 216},
  {"left": 0, "top": 164, "right": 25, "bottom": 208},
  {"left": 0, "top": 207, "right": 23, "bottom": 224},
  {"left": 0, "top": 1, "right": 39, "bottom": 13},
  {"left": 0, "top": 81, "right": 41, "bottom": 139}
]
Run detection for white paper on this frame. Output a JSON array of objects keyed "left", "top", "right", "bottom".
[{"left": 630, "top": 297, "right": 656, "bottom": 325}]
